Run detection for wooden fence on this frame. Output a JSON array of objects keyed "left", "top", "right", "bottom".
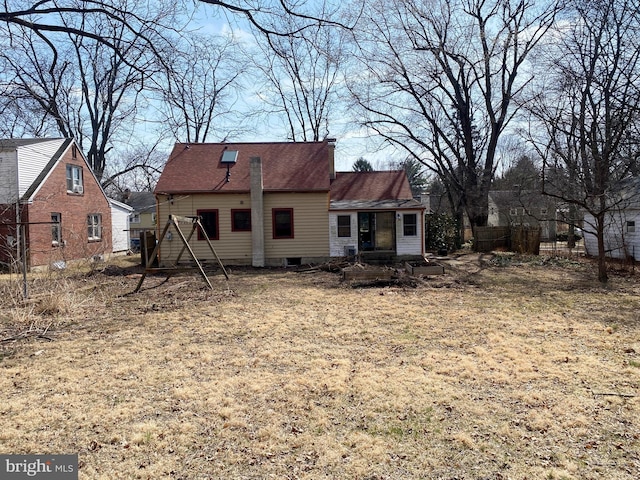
[{"left": 474, "top": 226, "right": 541, "bottom": 254}]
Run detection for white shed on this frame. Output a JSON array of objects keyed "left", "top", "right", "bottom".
[{"left": 109, "top": 199, "right": 134, "bottom": 253}]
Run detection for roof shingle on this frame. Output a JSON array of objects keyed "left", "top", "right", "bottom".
[
  {"left": 155, "top": 141, "right": 331, "bottom": 193},
  {"left": 330, "top": 171, "right": 413, "bottom": 201}
]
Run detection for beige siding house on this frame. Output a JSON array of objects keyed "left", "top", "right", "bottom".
[
  {"left": 154, "top": 140, "right": 425, "bottom": 266},
  {"left": 154, "top": 141, "right": 333, "bottom": 266}
]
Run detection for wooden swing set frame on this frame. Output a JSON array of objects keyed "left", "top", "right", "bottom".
[{"left": 134, "top": 215, "right": 229, "bottom": 293}]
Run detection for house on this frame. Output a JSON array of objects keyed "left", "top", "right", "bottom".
[
  {"left": 488, "top": 190, "right": 557, "bottom": 241},
  {"left": 0, "top": 138, "right": 112, "bottom": 270},
  {"left": 155, "top": 141, "right": 332, "bottom": 267},
  {"left": 120, "top": 191, "right": 156, "bottom": 248},
  {"left": 109, "top": 198, "right": 134, "bottom": 253},
  {"left": 154, "top": 140, "right": 425, "bottom": 266},
  {"left": 583, "top": 178, "right": 640, "bottom": 261},
  {"left": 329, "top": 171, "right": 425, "bottom": 259}
]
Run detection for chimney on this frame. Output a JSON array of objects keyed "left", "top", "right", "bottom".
[
  {"left": 327, "top": 138, "right": 336, "bottom": 181},
  {"left": 250, "top": 157, "right": 265, "bottom": 267}
]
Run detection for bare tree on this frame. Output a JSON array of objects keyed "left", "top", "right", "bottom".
[
  {"left": 0, "top": 0, "right": 179, "bottom": 64},
  {"left": 0, "top": 27, "right": 77, "bottom": 138},
  {"left": 251, "top": 15, "right": 349, "bottom": 142},
  {"left": 0, "top": 2, "right": 168, "bottom": 181},
  {"left": 350, "top": 0, "right": 558, "bottom": 237},
  {"left": 0, "top": 0, "right": 354, "bottom": 188},
  {"left": 102, "top": 143, "right": 167, "bottom": 195},
  {"left": 157, "top": 33, "right": 246, "bottom": 143},
  {"left": 196, "top": 0, "right": 356, "bottom": 36},
  {"left": 526, "top": 0, "right": 640, "bottom": 282},
  {"left": 1, "top": 1, "right": 354, "bottom": 46}
]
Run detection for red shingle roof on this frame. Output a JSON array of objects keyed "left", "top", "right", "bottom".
[
  {"left": 155, "top": 141, "right": 331, "bottom": 193},
  {"left": 330, "top": 171, "right": 413, "bottom": 201}
]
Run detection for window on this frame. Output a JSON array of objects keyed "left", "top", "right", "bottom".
[
  {"left": 197, "top": 209, "right": 219, "bottom": 240},
  {"left": 273, "top": 208, "right": 294, "bottom": 239},
  {"left": 87, "top": 214, "right": 102, "bottom": 241},
  {"left": 232, "top": 209, "right": 251, "bottom": 232},
  {"left": 403, "top": 213, "right": 418, "bottom": 236},
  {"left": 151, "top": 213, "right": 157, "bottom": 225},
  {"left": 129, "top": 213, "right": 140, "bottom": 224},
  {"left": 337, "top": 215, "right": 351, "bottom": 237},
  {"left": 66, "top": 164, "right": 83, "bottom": 193},
  {"left": 51, "top": 213, "right": 61, "bottom": 245},
  {"left": 627, "top": 221, "right": 636, "bottom": 233}
]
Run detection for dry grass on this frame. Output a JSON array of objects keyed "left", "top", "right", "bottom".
[{"left": 0, "top": 253, "right": 639, "bottom": 479}]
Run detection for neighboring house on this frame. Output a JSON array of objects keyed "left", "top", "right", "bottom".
[
  {"left": 329, "top": 171, "right": 425, "bottom": 258},
  {"left": 120, "top": 191, "right": 157, "bottom": 246},
  {"left": 488, "top": 190, "right": 557, "bottom": 241},
  {"left": 109, "top": 199, "right": 134, "bottom": 253},
  {"left": 583, "top": 178, "right": 640, "bottom": 261},
  {"left": 154, "top": 140, "right": 424, "bottom": 267},
  {"left": 0, "top": 138, "right": 112, "bottom": 270}
]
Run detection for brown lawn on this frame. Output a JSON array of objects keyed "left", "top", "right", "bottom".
[{"left": 0, "top": 253, "right": 639, "bottom": 479}]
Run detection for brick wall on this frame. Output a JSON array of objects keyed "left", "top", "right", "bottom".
[{"left": 25, "top": 148, "right": 112, "bottom": 267}]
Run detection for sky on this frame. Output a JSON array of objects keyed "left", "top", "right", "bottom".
[{"left": 175, "top": 1, "right": 401, "bottom": 173}]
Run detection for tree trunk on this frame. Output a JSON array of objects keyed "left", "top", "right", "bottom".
[{"left": 596, "top": 213, "right": 608, "bottom": 283}]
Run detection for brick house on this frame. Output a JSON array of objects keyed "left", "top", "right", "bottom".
[{"left": 0, "top": 138, "right": 112, "bottom": 270}]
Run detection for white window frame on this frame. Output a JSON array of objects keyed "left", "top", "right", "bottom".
[
  {"left": 66, "top": 164, "right": 84, "bottom": 193},
  {"left": 403, "top": 213, "right": 418, "bottom": 236},
  {"left": 51, "top": 213, "right": 62, "bottom": 246},
  {"left": 87, "top": 214, "right": 102, "bottom": 241},
  {"left": 627, "top": 221, "right": 636, "bottom": 233},
  {"left": 129, "top": 213, "right": 141, "bottom": 224},
  {"left": 337, "top": 215, "right": 351, "bottom": 237}
]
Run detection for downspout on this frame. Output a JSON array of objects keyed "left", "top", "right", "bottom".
[
  {"left": 421, "top": 208, "right": 426, "bottom": 257},
  {"left": 250, "top": 157, "right": 265, "bottom": 267}
]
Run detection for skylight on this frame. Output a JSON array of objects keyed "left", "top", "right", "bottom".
[{"left": 221, "top": 150, "right": 238, "bottom": 164}]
